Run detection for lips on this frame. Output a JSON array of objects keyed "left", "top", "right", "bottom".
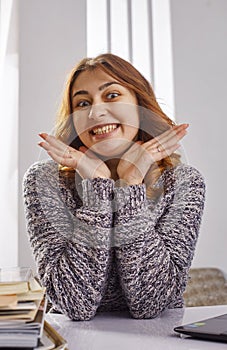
[{"left": 90, "top": 124, "right": 119, "bottom": 135}]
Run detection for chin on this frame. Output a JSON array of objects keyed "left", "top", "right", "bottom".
[{"left": 91, "top": 139, "right": 131, "bottom": 159}]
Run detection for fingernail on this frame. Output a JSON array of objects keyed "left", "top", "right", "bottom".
[{"left": 39, "top": 133, "right": 47, "bottom": 139}]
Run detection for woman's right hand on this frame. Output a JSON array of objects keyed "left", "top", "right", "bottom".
[{"left": 38, "top": 133, "right": 111, "bottom": 179}]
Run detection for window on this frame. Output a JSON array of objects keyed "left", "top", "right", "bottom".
[{"left": 86, "top": 0, "right": 175, "bottom": 118}]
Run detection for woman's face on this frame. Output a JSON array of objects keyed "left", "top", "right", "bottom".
[{"left": 71, "top": 68, "right": 139, "bottom": 157}]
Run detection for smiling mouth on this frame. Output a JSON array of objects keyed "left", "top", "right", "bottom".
[{"left": 90, "top": 124, "right": 119, "bottom": 135}]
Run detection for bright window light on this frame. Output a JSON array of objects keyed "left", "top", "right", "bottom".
[{"left": 86, "top": 0, "right": 175, "bottom": 119}]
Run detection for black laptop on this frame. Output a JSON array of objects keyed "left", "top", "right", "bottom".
[{"left": 174, "top": 313, "right": 227, "bottom": 343}]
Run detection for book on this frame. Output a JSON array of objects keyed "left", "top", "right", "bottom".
[
  {"left": 0, "top": 294, "right": 45, "bottom": 321},
  {"left": 0, "top": 318, "right": 68, "bottom": 349},
  {"left": 0, "top": 267, "right": 46, "bottom": 322},
  {"left": 0, "top": 294, "right": 17, "bottom": 307},
  {"left": 0, "top": 267, "right": 60, "bottom": 348},
  {"left": 0, "top": 300, "right": 37, "bottom": 311},
  {"left": 0, "top": 297, "right": 47, "bottom": 348},
  {"left": 17, "top": 288, "right": 46, "bottom": 302}
]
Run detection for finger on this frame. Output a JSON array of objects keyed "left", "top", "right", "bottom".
[
  {"left": 146, "top": 126, "right": 187, "bottom": 152},
  {"left": 39, "top": 142, "right": 75, "bottom": 161},
  {"left": 156, "top": 124, "right": 189, "bottom": 145},
  {"left": 161, "top": 123, "right": 188, "bottom": 135},
  {"left": 155, "top": 129, "right": 187, "bottom": 152},
  {"left": 39, "top": 133, "right": 48, "bottom": 140},
  {"left": 39, "top": 133, "right": 79, "bottom": 160},
  {"left": 161, "top": 124, "right": 188, "bottom": 140},
  {"left": 38, "top": 141, "right": 50, "bottom": 151},
  {"left": 155, "top": 143, "right": 180, "bottom": 158},
  {"left": 39, "top": 133, "right": 67, "bottom": 153},
  {"left": 172, "top": 123, "right": 189, "bottom": 131},
  {"left": 47, "top": 150, "right": 77, "bottom": 168},
  {"left": 145, "top": 123, "right": 189, "bottom": 148}
]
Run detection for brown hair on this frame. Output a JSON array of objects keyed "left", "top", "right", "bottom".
[{"left": 55, "top": 53, "right": 180, "bottom": 197}]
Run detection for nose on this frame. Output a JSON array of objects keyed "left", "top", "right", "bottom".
[{"left": 88, "top": 103, "right": 107, "bottom": 120}]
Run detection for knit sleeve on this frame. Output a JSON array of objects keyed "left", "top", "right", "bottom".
[
  {"left": 113, "top": 165, "right": 206, "bottom": 319},
  {"left": 23, "top": 161, "right": 113, "bottom": 321}
]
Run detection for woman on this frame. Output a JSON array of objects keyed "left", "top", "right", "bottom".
[{"left": 23, "top": 53, "right": 205, "bottom": 321}]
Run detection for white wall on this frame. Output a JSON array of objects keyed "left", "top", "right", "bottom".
[
  {"left": 171, "top": 0, "right": 227, "bottom": 272},
  {"left": 18, "top": 0, "right": 87, "bottom": 268},
  {"left": 0, "top": 0, "right": 18, "bottom": 267},
  {"left": 18, "top": 0, "right": 227, "bottom": 275}
]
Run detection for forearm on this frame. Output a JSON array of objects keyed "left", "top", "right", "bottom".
[
  {"left": 36, "top": 236, "right": 111, "bottom": 320},
  {"left": 23, "top": 166, "right": 114, "bottom": 320},
  {"left": 113, "top": 167, "right": 205, "bottom": 318},
  {"left": 114, "top": 231, "right": 185, "bottom": 319},
  {"left": 113, "top": 184, "right": 174, "bottom": 318}
]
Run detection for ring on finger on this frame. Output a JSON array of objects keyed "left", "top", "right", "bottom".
[
  {"left": 64, "top": 146, "right": 71, "bottom": 157},
  {"left": 157, "top": 145, "right": 162, "bottom": 152}
]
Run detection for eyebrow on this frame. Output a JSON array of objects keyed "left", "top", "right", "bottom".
[{"left": 72, "top": 81, "right": 121, "bottom": 98}]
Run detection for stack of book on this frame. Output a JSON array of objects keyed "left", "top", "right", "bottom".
[{"left": 0, "top": 267, "right": 68, "bottom": 349}]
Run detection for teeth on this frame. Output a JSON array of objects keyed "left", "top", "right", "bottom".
[{"left": 92, "top": 124, "right": 118, "bottom": 135}]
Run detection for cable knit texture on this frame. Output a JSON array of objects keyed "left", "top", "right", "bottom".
[{"left": 23, "top": 160, "right": 205, "bottom": 320}]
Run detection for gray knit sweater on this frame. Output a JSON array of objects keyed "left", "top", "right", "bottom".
[{"left": 23, "top": 160, "right": 205, "bottom": 320}]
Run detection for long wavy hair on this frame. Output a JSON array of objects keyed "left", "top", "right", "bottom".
[{"left": 55, "top": 53, "right": 180, "bottom": 197}]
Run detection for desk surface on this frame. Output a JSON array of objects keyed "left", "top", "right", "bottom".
[{"left": 46, "top": 305, "right": 227, "bottom": 350}]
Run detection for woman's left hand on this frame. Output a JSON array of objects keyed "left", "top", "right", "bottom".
[{"left": 117, "top": 123, "right": 188, "bottom": 185}]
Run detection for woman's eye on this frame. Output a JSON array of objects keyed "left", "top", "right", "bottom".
[
  {"left": 106, "top": 92, "right": 119, "bottom": 100},
  {"left": 77, "top": 100, "right": 90, "bottom": 108}
]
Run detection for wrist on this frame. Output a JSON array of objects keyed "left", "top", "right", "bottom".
[{"left": 116, "top": 177, "right": 143, "bottom": 186}]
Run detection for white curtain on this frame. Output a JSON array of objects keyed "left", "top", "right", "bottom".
[
  {"left": 0, "top": 0, "right": 18, "bottom": 267},
  {"left": 86, "top": 0, "right": 175, "bottom": 119}
]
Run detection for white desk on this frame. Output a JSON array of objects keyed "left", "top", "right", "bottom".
[{"left": 46, "top": 305, "right": 227, "bottom": 350}]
